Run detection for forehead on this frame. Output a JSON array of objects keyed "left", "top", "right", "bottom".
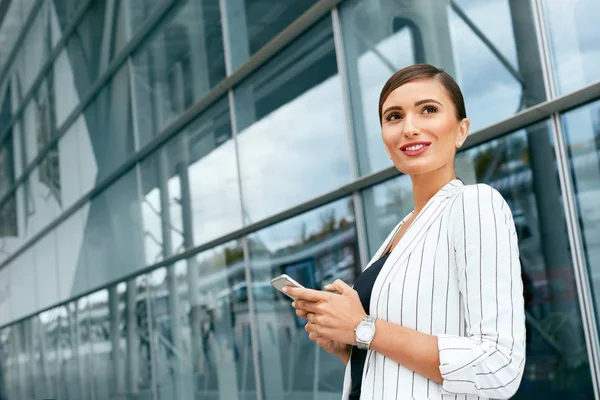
[{"left": 382, "top": 78, "right": 451, "bottom": 107}]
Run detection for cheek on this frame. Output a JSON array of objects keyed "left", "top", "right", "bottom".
[{"left": 381, "top": 126, "right": 401, "bottom": 147}]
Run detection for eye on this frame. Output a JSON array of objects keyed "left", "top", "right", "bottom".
[
  {"left": 385, "top": 112, "right": 402, "bottom": 121},
  {"left": 422, "top": 105, "right": 438, "bottom": 114}
]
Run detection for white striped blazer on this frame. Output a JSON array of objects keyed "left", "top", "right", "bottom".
[{"left": 341, "top": 179, "right": 526, "bottom": 399}]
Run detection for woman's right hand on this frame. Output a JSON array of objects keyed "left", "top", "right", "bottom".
[{"left": 296, "top": 308, "right": 350, "bottom": 364}]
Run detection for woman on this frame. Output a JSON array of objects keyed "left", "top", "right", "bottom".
[{"left": 284, "top": 64, "right": 526, "bottom": 399}]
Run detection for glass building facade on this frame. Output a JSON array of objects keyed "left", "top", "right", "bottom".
[{"left": 0, "top": 0, "right": 599, "bottom": 398}]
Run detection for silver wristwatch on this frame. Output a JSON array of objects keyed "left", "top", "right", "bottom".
[{"left": 355, "top": 316, "right": 377, "bottom": 350}]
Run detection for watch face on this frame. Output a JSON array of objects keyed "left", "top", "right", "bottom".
[{"left": 356, "top": 323, "right": 375, "bottom": 341}]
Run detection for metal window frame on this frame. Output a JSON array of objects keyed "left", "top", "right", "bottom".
[
  {"left": 0, "top": 0, "right": 45, "bottom": 108},
  {"left": 532, "top": 0, "right": 600, "bottom": 397},
  {"left": 2, "top": 78, "right": 600, "bottom": 330},
  {"left": 0, "top": 0, "right": 181, "bottom": 210},
  {"left": 0, "top": 20, "right": 599, "bottom": 400}
]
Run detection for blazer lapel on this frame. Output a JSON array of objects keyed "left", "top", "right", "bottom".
[{"left": 368, "top": 179, "right": 465, "bottom": 318}]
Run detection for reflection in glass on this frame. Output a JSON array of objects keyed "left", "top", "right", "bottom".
[
  {"left": 82, "top": 169, "right": 145, "bottom": 287},
  {"left": 247, "top": 197, "right": 358, "bottom": 399},
  {"left": 9, "top": 250, "right": 36, "bottom": 321},
  {"left": 38, "top": 308, "right": 62, "bottom": 399},
  {"left": 363, "top": 121, "right": 594, "bottom": 398},
  {"left": 561, "top": 101, "right": 600, "bottom": 343},
  {"left": 235, "top": 16, "right": 351, "bottom": 224},
  {"left": 34, "top": 231, "right": 59, "bottom": 310},
  {"left": 87, "top": 288, "right": 118, "bottom": 399},
  {"left": 53, "top": 50, "right": 81, "bottom": 128},
  {"left": 0, "top": 0, "right": 36, "bottom": 74},
  {"left": 141, "top": 97, "right": 242, "bottom": 256},
  {"left": 340, "top": 0, "right": 540, "bottom": 175},
  {"left": 14, "top": 2, "right": 51, "bottom": 95},
  {"left": 223, "top": 0, "right": 319, "bottom": 71},
  {"left": 21, "top": 79, "right": 56, "bottom": 166},
  {"left": 82, "top": 66, "right": 134, "bottom": 182},
  {"left": 542, "top": 0, "right": 600, "bottom": 95},
  {"left": 147, "top": 241, "right": 258, "bottom": 399},
  {"left": 132, "top": 0, "right": 226, "bottom": 148},
  {"left": 64, "top": 0, "right": 107, "bottom": 96}
]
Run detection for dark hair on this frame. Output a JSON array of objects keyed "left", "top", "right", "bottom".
[{"left": 378, "top": 64, "right": 466, "bottom": 125}]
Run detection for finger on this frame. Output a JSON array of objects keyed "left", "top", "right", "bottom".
[
  {"left": 284, "top": 286, "right": 328, "bottom": 302},
  {"left": 294, "top": 300, "right": 320, "bottom": 314},
  {"left": 305, "top": 321, "right": 319, "bottom": 335},
  {"left": 324, "top": 279, "right": 353, "bottom": 295},
  {"left": 296, "top": 309, "right": 308, "bottom": 318}
]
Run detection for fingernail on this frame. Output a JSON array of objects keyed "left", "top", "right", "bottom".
[
  {"left": 291, "top": 301, "right": 296, "bottom": 307},
  {"left": 282, "top": 287, "right": 288, "bottom": 293},
  {"left": 324, "top": 284, "right": 331, "bottom": 289}
]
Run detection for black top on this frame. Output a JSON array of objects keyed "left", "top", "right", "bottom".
[{"left": 349, "top": 252, "right": 391, "bottom": 399}]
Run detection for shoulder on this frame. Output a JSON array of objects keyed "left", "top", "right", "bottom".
[{"left": 448, "top": 183, "right": 513, "bottom": 223}]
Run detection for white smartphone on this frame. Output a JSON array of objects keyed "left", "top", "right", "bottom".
[{"left": 270, "top": 274, "right": 304, "bottom": 300}]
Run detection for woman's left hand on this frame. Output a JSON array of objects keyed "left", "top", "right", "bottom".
[{"left": 286, "top": 279, "right": 367, "bottom": 346}]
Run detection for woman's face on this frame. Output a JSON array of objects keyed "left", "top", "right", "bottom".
[{"left": 380, "top": 78, "right": 469, "bottom": 177}]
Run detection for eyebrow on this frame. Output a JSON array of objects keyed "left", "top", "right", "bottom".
[{"left": 382, "top": 99, "right": 443, "bottom": 115}]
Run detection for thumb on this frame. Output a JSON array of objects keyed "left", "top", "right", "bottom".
[{"left": 324, "top": 279, "right": 353, "bottom": 295}]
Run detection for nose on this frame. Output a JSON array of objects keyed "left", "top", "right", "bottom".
[{"left": 402, "top": 114, "right": 419, "bottom": 138}]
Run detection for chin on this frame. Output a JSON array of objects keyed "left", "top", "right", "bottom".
[{"left": 396, "top": 162, "right": 440, "bottom": 177}]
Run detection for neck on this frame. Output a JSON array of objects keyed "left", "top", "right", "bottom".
[{"left": 410, "top": 165, "right": 456, "bottom": 215}]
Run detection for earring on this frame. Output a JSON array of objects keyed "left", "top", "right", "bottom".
[{"left": 456, "top": 142, "right": 463, "bottom": 148}]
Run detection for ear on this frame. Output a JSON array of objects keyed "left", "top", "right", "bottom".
[{"left": 455, "top": 118, "right": 470, "bottom": 148}]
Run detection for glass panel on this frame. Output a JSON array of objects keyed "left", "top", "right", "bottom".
[
  {"left": 2, "top": 325, "right": 23, "bottom": 399},
  {"left": 33, "top": 230, "right": 59, "bottom": 310},
  {"left": 141, "top": 97, "right": 242, "bottom": 260},
  {"left": 0, "top": 0, "right": 37, "bottom": 74},
  {"left": 247, "top": 197, "right": 358, "bottom": 399},
  {"left": 50, "top": 0, "right": 84, "bottom": 34},
  {"left": 21, "top": 78, "right": 56, "bottom": 166},
  {"left": 88, "top": 280, "right": 155, "bottom": 399},
  {"left": 9, "top": 250, "right": 36, "bottom": 321},
  {"left": 0, "top": 194, "right": 19, "bottom": 264},
  {"left": 61, "top": 299, "right": 93, "bottom": 399},
  {"left": 82, "top": 65, "right": 134, "bottom": 182},
  {"left": 340, "top": 0, "right": 542, "bottom": 175},
  {"left": 223, "top": 0, "right": 319, "bottom": 71},
  {"left": 83, "top": 169, "right": 145, "bottom": 288},
  {"left": 13, "top": 2, "right": 51, "bottom": 95},
  {"left": 148, "top": 243, "right": 258, "bottom": 399},
  {"left": 12, "top": 121, "right": 24, "bottom": 181},
  {"left": 65, "top": 0, "right": 107, "bottom": 95},
  {"left": 57, "top": 115, "right": 97, "bottom": 211},
  {"left": 140, "top": 145, "right": 184, "bottom": 265},
  {"left": 87, "top": 288, "right": 120, "bottom": 399},
  {"left": 57, "top": 205, "right": 89, "bottom": 301},
  {"left": 25, "top": 162, "right": 61, "bottom": 237},
  {"left": 363, "top": 121, "right": 594, "bottom": 397},
  {"left": 0, "top": 191, "right": 23, "bottom": 262},
  {"left": 0, "top": 328, "right": 13, "bottom": 397},
  {"left": 561, "top": 100, "right": 600, "bottom": 346},
  {"left": 127, "top": 0, "right": 168, "bottom": 46},
  {"left": 542, "top": 0, "right": 600, "bottom": 95},
  {"left": 0, "top": 137, "right": 14, "bottom": 198},
  {"left": 39, "top": 307, "right": 61, "bottom": 398},
  {"left": 53, "top": 50, "right": 81, "bottom": 127},
  {"left": 0, "top": 267, "right": 10, "bottom": 325},
  {"left": 131, "top": 0, "right": 226, "bottom": 148},
  {"left": 235, "top": 16, "right": 351, "bottom": 224}
]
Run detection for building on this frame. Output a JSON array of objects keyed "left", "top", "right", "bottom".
[{"left": 0, "top": 0, "right": 599, "bottom": 398}]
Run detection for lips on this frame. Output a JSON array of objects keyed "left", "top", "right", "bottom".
[{"left": 400, "top": 141, "right": 431, "bottom": 156}]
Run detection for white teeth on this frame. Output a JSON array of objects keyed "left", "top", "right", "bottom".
[{"left": 405, "top": 144, "right": 425, "bottom": 151}]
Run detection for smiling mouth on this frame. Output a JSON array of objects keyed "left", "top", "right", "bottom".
[{"left": 404, "top": 144, "right": 427, "bottom": 151}]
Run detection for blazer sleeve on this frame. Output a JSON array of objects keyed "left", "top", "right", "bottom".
[{"left": 437, "top": 184, "right": 526, "bottom": 399}]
